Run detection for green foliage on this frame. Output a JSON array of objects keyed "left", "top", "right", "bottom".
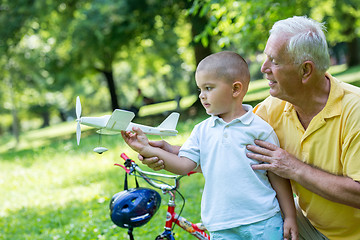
[
  {"left": 0, "top": 0, "right": 199, "bottom": 134},
  {"left": 190, "top": 0, "right": 360, "bottom": 58},
  {"left": 1, "top": 0, "right": 360, "bottom": 138}
]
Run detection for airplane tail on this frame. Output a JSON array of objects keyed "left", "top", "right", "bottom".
[{"left": 158, "top": 112, "right": 180, "bottom": 130}]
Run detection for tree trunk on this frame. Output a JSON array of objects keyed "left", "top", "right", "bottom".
[
  {"left": 8, "top": 77, "right": 20, "bottom": 146},
  {"left": 102, "top": 70, "right": 120, "bottom": 110},
  {"left": 41, "top": 109, "right": 50, "bottom": 128},
  {"left": 188, "top": 14, "right": 212, "bottom": 66},
  {"left": 334, "top": 0, "right": 360, "bottom": 67},
  {"left": 347, "top": 38, "right": 360, "bottom": 67},
  {"left": 187, "top": 5, "right": 213, "bottom": 113}
]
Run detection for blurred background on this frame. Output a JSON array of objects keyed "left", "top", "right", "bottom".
[
  {"left": 1, "top": 0, "right": 360, "bottom": 145},
  {"left": 1, "top": 0, "right": 359, "bottom": 239}
]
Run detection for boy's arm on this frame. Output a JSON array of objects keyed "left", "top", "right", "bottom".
[
  {"left": 122, "top": 127, "right": 197, "bottom": 175},
  {"left": 146, "top": 147, "right": 197, "bottom": 175},
  {"left": 268, "top": 172, "right": 298, "bottom": 240},
  {"left": 137, "top": 141, "right": 203, "bottom": 173}
]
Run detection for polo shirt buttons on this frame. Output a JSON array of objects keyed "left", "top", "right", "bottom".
[{"left": 224, "top": 125, "right": 229, "bottom": 138}]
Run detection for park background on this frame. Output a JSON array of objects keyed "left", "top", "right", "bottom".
[{"left": 1, "top": 0, "right": 360, "bottom": 239}]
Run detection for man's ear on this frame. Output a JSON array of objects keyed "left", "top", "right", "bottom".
[
  {"left": 301, "top": 61, "right": 314, "bottom": 84},
  {"left": 232, "top": 81, "right": 243, "bottom": 97}
]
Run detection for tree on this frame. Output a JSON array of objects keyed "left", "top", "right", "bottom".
[
  {"left": 190, "top": 0, "right": 360, "bottom": 66},
  {"left": 326, "top": 0, "right": 360, "bottom": 66}
]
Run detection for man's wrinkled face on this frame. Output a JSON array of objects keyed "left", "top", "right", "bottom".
[{"left": 261, "top": 34, "right": 302, "bottom": 101}]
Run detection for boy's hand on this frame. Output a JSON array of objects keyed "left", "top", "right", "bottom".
[
  {"left": 121, "top": 127, "right": 150, "bottom": 155},
  {"left": 283, "top": 217, "right": 298, "bottom": 240}
]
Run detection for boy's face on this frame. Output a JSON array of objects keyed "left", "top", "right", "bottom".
[{"left": 195, "top": 70, "right": 234, "bottom": 119}]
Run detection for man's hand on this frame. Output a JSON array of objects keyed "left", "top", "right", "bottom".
[
  {"left": 246, "top": 139, "right": 304, "bottom": 180},
  {"left": 138, "top": 141, "right": 181, "bottom": 171},
  {"left": 247, "top": 140, "right": 360, "bottom": 208}
]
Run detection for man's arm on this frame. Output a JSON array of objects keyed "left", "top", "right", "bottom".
[
  {"left": 246, "top": 140, "right": 360, "bottom": 209},
  {"left": 137, "top": 140, "right": 180, "bottom": 171}
]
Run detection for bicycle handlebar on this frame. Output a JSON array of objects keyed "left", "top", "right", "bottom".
[{"left": 117, "top": 153, "right": 187, "bottom": 191}]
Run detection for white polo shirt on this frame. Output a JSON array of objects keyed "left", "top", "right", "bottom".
[{"left": 179, "top": 104, "right": 281, "bottom": 232}]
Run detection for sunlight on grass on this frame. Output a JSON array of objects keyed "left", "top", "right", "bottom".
[
  {"left": 138, "top": 95, "right": 197, "bottom": 116},
  {"left": 328, "top": 64, "right": 348, "bottom": 75},
  {"left": 1, "top": 149, "right": 108, "bottom": 215},
  {"left": 0, "top": 115, "right": 203, "bottom": 239}
]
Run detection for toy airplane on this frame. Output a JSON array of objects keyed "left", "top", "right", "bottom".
[{"left": 75, "top": 96, "right": 180, "bottom": 146}]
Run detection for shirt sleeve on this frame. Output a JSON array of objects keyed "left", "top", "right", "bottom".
[
  {"left": 263, "top": 130, "right": 280, "bottom": 147},
  {"left": 341, "top": 101, "right": 360, "bottom": 182},
  {"left": 178, "top": 125, "right": 201, "bottom": 167},
  {"left": 342, "top": 130, "right": 360, "bottom": 181},
  {"left": 253, "top": 98, "right": 271, "bottom": 123}
]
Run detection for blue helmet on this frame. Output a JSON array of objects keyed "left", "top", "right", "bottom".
[{"left": 110, "top": 188, "right": 161, "bottom": 228}]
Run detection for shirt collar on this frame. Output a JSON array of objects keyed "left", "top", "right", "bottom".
[
  {"left": 322, "top": 73, "right": 343, "bottom": 118},
  {"left": 209, "top": 104, "right": 255, "bottom": 127}
]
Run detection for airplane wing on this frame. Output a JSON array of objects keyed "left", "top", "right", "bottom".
[{"left": 105, "top": 109, "right": 135, "bottom": 132}]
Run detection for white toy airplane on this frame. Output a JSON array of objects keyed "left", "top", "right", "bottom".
[{"left": 75, "top": 96, "right": 180, "bottom": 146}]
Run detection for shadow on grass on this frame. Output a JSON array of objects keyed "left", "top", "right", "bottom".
[
  {"left": 333, "top": 65, "right": 360, "bottom": 76},
  {"left": 0, "top": 198, "right": 124, "bottom": 240},
  {"left": 1, "top": 168, "right": 204, "bottom": 240},
  {"left": 0, "top": 132, "right": 123, "bottom": 167},
  {"left": 1, "top": 165, "right": 136, "bottom": 240}
]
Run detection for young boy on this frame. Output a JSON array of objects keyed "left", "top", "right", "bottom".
[{"left": 122, "top": 51, "right": 298, "bottom": 240}]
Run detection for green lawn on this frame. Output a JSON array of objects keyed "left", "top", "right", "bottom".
[
  {"left": 1, "top": 64, "right": 360, "bottom": 240},
  {"left": 0, "top": 115, "right": 205, "bottom": 240}
]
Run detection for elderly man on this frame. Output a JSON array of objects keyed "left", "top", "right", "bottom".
[{"left": 136, "top": 16, "right": 360, "bottom": 240}]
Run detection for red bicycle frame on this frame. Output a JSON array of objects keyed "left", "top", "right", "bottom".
[
  {"left": 157, "top": 189, "right": 209, "bottom": 240},
  {"left": 118, "top": 153, "right": 210, "bottom": 240}
]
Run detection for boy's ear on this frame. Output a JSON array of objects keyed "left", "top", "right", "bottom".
[{"left": 232, "top": 81, "right": 243, "bottom": 97}]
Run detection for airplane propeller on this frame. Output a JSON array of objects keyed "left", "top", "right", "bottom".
[{"left": 76, "top": 96, "right": 82, "bottom": 145}]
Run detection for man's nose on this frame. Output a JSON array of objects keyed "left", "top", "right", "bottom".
[{"left": 261, "top": 59, "right": 270, "bottom": 74}]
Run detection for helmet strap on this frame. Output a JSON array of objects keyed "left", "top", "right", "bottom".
[
  {"left": 122, "top": 159, "right": 140, "bottom": 240},
  {"left": 123, "top": 159, "right": 140, "bottom": 191},
  {"left": 135, "top": 174, "right": 140, "bottom": 188},
  {"left": 124, "top": 172, "right": 129, "bottom": 190},
  {"left": 128, "top": 226, "right": 135, "bottom": 240}
]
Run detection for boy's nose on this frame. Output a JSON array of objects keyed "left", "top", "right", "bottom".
[{"left": 199, "top": 92, "right": 205, "bottom": 99}]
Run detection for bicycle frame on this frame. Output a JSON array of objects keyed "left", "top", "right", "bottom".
[
  {"left": 157, "top": 188, "right": 209, "bottom": 240},
  {"left": 118, "top": 153, "right": 210, "bottom": 240}
]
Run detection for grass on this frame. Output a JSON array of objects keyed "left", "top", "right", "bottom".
[{"left": 0, "top": 117, "right": 206, "bottom": 240}]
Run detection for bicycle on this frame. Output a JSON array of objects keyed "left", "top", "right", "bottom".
[{"left": 113, "top": 152, "right": 210, "bottom": 240}]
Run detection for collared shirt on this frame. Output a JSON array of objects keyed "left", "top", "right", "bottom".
[
  {"left": 254, "top": 74, "right": 360, "bottom": 240},
  {"left": 179, "top": 104, "right": 281, "bottom": 232}
]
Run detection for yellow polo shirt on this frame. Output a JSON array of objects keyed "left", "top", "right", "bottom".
[{"left": 253, "top": 74, "right": 360, "bottom": 240}]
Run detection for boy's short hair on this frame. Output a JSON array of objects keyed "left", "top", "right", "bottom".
[{"left": 196, "top": 51, "right": 250, "bottom": 87}]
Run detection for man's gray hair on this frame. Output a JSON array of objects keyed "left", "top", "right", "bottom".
[{"left": 270, "top": 16, "right": 330, "bottom": 73}]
